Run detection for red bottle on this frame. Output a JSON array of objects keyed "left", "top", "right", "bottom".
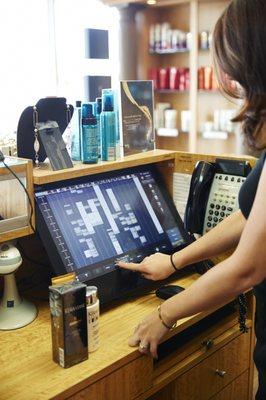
[
  {"left": 169, "top": 67, "right": 180, "bottom": 90},
  {"left": 158, "top": 68, "right": 170, "bottom": 89},
  {"left": 148, "top": 68, "right": 159, "bottom": 90},
  {"left": 204, "top": 66, "right": 213, "bottom": 90},
  {"left": 179, "top": 68, "right": 186, "bottom": 91},
  {"left": 185, "top": 68, "right": 190, "bottom": 90},
  {"left": 198, "top": 67, "right": 205, "bottom": 90}
]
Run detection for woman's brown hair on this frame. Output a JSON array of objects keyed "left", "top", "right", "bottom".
[{"left": 213, "top": 0, "right": 266, "bottom": 149}]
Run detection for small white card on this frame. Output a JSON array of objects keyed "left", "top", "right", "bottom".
[{"left": 173, "top": 172, "right": 192, "bottom": 221}]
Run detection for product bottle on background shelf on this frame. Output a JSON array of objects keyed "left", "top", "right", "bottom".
[
  {"left": 200, "top": 31, "right": 209, "bottom": 50},
  {"left": 95, "top": 98, "right": 102, "bottom": 158},
  {"left": 164, "top": 109, "right": 178, "bottom": 130},
  {"left": 100, "top": 89, "right": 116, "bottom": 162},
  {"left": 81, "top": 103, "right": 98, "bottom": 164},
  {"left": 179, "top": 68, "right": 187, "bottom": 91},
  {"left": 169, "top": 67, "right": 180, "bottom": 90},
  {"left": 86, "top": 286, "right": 100, "bottom": 353},
  {"left": 155, "top": 102, "right": 171, "bottom": 130},
  {"left": 198, "top": 67, "right": 205, "bottom": 90},
  {"left": 159, "top": 68, "right": 170, "bottom": 90},
  {"left": 149, "top": 25, "right": 155, "bottom": 52},
  {"left": 155, "top": 24, "right": 161, "bottom": 51},
  {"left": 204, "top": 67, "right": 213, "bottom": 90},
  {"left": 71, "top": 100, "right": 82, "bottom": 161},
  {"left": 161, "top": 23, "right": 170, "bottom": 50}
]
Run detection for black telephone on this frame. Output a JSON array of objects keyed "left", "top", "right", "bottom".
[
  {"left": 184, "top": 158, "right": 252, "bottom": 236},
  {"left": 184, "top": 158, "right": 252, "bottom": 334}
]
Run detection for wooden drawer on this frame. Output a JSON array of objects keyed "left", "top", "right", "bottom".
[
  {"left": 151, "top": 370, "right": 250, "bottom": 400},
  {"left": 68, "top": 356, "right": 153, "bottom": 400},
  {"left": 210, "top": 370, "right": 249, "bottom": 400},
  {"left": 170, "top": 330, "right": 250, "bottom": 399}
]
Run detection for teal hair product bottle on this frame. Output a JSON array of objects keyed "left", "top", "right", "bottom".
[
  {"left": 95, "top": 97, "right": 102, "bottom": 158},
  {"left": 82, "top": 103, "right": 90, "bottom": 119},
  {"left": 71, "top": 101, "right": 82, "bottom": 161},
  {"left": 81, "top": 103, "right": 98, "bottom": 164},
  {"left": 90, "top": 101, "right": 96, "bottom": 115},
  {"left": 113, "top": 90, "right": 121, "bottom": 159},
  {"left": 100, "top": 89, "right": 116, "bottom": 162}
]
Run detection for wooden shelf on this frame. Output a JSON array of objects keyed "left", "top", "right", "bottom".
[
  {"left": 0, "top": 158, "right": 35, "bottom": 243},
  {"left": 155, "top": 89, "right": 219, "bottom": 94},
  {"left": 150, "top": 49, "right": 189, "bottom": 55},
  {"left": 127, "top": 0, "right": 237, "bottom": 154},
  {"left": 150, "top": 48, "right": 209, "bottom": 55},
  {"left": 33, "top": 149, "right": 177, "bottom": 185},
  {"left": 198, "top": 89, "right": 220, "bottom": 93},
  {"left": 155, "top": 89, "right": 189, "bottom": 94}
]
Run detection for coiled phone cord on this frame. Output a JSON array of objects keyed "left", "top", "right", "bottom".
[{"left": 237, "top": 293, "right": 249, "bottom": 333}]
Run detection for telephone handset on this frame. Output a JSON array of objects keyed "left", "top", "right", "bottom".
[{"left": 184, "top": 158, "right": 252, "bottom": 236}]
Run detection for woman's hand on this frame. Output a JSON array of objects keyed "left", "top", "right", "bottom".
[
  {"left": 117, "top": 253, "right": 177, "bottom": 281},
  {"left": 129, "top": 309, "right": 169, "bottom": 359}
]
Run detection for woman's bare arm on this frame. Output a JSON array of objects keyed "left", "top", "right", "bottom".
[
  {"left": 118, "top": 209, "right": 246, "bottom": 280},
  {"left": 162, "top": 165, "right": 266, "bottom": 326},
  {"left": 173, "top": 209, "right": 246, "bottom": 269}
]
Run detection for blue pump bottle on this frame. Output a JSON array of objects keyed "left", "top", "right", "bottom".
[
  {"left": 95, "top": 98, "right": 102, "bottom": 158},
  {"left": 71, "top": 100, "right": 82, "bottom": 161},
  {"left": 81, "top": 103, "right": 98, "bottom": 164},
  {"left": 100, "top": 89, "right": 116, "bottom": 162}
]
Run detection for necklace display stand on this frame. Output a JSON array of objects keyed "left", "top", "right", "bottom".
[{"left": 17, "top": 97, "right": 74, "bottom": 163}]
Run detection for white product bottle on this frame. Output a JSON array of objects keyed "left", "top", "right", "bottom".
[{"left": 86, "top": 286, "right": 100, "bottom": 352}]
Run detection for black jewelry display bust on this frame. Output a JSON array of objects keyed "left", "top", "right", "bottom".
[{"left": 17, "top": 97, "right": 74, "bottom": 162}]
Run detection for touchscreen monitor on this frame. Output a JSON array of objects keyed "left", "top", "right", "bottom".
[{"left": 35, "top": 165, "right": 191, "bottom": 303}]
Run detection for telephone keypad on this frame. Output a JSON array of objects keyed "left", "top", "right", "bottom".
[{"left": 203, "top": 173, "right": 246, "bottom": 234}]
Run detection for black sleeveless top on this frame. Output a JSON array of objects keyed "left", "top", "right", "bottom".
[
  {"left": 239, "top": 151, "right": 266, "bottom": 218},
  {"left": 239, "top": 151, "right": 266, "bottom": 400}
]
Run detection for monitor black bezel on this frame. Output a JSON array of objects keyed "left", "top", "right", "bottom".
[{"left": 35, "top": 163, "right": 192, "bottom": 304}]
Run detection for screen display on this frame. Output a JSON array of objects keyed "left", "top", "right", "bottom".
[{"left": 35, "top": 167, "right": 188, "bottom": 283}]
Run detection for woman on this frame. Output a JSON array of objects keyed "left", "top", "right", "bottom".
[{"left": 117, "top": 1, "right": 266, "bottom": 399}]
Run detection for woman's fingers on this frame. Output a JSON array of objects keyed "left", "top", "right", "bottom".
[
  {"left": 128, "top": 331, "right": 140, "bottom": 347},
  {"left": 149, "top": 341, "right": 158, "bottom": 359},
  {"left": 138, "top": 341, "right": 150, "bottom": 354},
  {"left": 116, "top": 261, "right": 142, "bottom": 272},
  {"left": 117, "top": 260, "right": 150, "bottom": 273}
]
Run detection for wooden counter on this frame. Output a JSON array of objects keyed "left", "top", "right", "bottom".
[
  {"left": 0, "top": 272, "right": 255, "bottom": 400},
  {"left": 0, "top": 150, "right": 256, "bottom": 399}
]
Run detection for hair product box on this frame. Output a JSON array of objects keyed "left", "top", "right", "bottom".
[
  {"left": 49, "top": 280, "right": 88, "bottom": 368},
  {"left": 119, "top": 80, "right": 155, "bottom": 157}
]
